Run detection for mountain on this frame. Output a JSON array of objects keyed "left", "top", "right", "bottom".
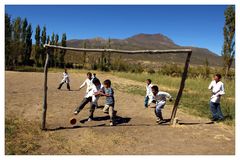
[{"left": 66, "top": 33, "right": 223, "bottom": 67}]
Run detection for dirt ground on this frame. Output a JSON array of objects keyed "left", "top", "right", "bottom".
[{"left": 5, "top": 71, "right": 235, "bottom": 155}]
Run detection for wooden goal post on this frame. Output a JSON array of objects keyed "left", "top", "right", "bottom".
[{"left": 41, "top": 44, "right": 192, "bottom": 130}]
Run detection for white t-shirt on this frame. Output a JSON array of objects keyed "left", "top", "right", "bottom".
[
  {"left": 208, "top": 80, "right": 225, "bottom": 103},
  {"left": 79, "top": 78, "right": 94, "bottom": 96},
  {"left": 154, "top": 91, "right": 172, "bottom": 105},
  {"left": 146, "top": 84, "right": 153, "bottom": 97},
  {"left": 91, "top": 84, "right": 104, "bottom": 105},
  {"left": 61, "top": 72, "right": 70, "bottom": 83}
]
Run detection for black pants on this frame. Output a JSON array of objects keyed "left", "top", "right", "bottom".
[
  {"left": 75, "top": 97, "right": 95, "bottom": 118},
  {"left": 58, "top": 82, "right": 70, "bottom": 90}
]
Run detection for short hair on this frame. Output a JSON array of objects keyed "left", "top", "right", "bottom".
[
  {"left": 93, "top": 73, "right": 96, "bottom": 76},
  {"left": 146, "top": 79, "right": 152, "bottom": 83},
  {"left": 87, "top": 72, "right": 92, "bottom": 76},
  {"left": 215, "top": 74, "right": 222, "bottom": 79},
  {"left": 151, "top": 85, "right": 159, "bottom": 92},
  {"left": 92, "top": 78, "right": 100, "bottom": 85},
  {"left": 103, "top": 79, "right": 111, "bottom": 86}
]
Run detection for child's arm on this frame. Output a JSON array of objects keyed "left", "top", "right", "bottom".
[
  {"left": 159, "top": 91, "right": 173, "bottom": 101},
  {"left": 79, "top": 80, "right": 86, "bottom": 90}
]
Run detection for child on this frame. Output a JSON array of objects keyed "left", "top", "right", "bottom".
[
  {"left": 88, "top": 78, "right": 104, "bottom": 121},
  {"left": 57, "top": 68, "right": 70, "bottom": 91},
  {"left": 74, "top": 72, "right": 94, "bottom": 115},
  {"left": 100, "top": 79, "right": 115, "bottom": 126},
  {"left": 208, "top": 74, "right": 225, "bottom": 121},
  {"left": 144, "top": 79, "right": 153, "bottom": 108},
  {"left": 151, "top": 85, "right": 173, "bottom": 124}
]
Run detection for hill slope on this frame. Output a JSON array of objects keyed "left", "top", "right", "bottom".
[{"left": 66, "top": 33, "right": 223, "bottom": 67}]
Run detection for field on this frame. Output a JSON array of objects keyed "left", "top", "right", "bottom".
[{"left": 5, "top": 70, "right": 235, "bottom": 155}]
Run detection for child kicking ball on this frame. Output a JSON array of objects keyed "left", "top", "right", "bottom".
[{"left": 151, "top": 85, "right": 173, "bottom": 124}]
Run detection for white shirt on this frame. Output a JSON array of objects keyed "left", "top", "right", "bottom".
[
  {"left": 61, "top": 72, "right": 70, "bottom": 83},
  {"left": 91, "top": 84, "right": 104, "bottom": 105},
  {"left": 79, "top": 78, "right": 94, "bottom": 97},
  {"left": 208, "top": 80, "right": 225, "bottom": 103},
  {"left": 154, "top": 91, "right": 172, "bottom": 105},
  {"left": 146, "top": 84, "right": 153, "bottom": 97}
]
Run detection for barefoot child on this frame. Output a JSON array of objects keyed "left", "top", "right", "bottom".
[
  {"left": 151, "top": 85, "right": 173, "bottom": 124},
  {"left": 99, "top": 79, "right": 115, "bottom": 126},
  {"left": 57, "top": 68, "right": 70, "bottom": 91},
  {"left": 144, "top": 79, "right": 153, "bottom": 108}
]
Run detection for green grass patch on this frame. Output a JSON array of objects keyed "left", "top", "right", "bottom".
[{"left": 113, "top": 72, "right": 235, "bottom": 126}]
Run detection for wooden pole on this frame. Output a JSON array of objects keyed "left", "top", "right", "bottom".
[
  {"left": 42, "top": 52, "right": 49, "bottom": 130},
  {"left": 44, "top": 44, "right": 192, "bottom": 54},
  {"left": 170, "top": 51, "right": 192, "bottom": 125}
]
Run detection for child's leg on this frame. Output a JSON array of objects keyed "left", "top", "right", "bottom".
[
  {"left": 74, "top": 97, "right": 91, "bottom": 113},
  {"left": 103, "top": 104, "right": 110, "bottom": 113},
  {"left": 155, "top": 102, "right": 165, "bottom": 120},
  {"left": 109, "top": 105, "right": 114, "bottom": 124},
  {"left": 67, "top": 83, "right": 70, "bottom": 90},
  {"left": 144, "top": 96, "right": 149, "bottom": 108},
  {"left": 216, "top": 103, "right": 224, "bottom": 120},
  {"left": 89, "top": 103, "right": 96, "bottom": 119},
  {"left": 210, "top": 102, "right": 218, "bottom": 120},
  {"left": 58, "top": 82, "right": 64, "bottom": 89}
]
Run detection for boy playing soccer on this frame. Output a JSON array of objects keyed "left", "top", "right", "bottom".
[
  {"left": 99, "top": 79, "right": 115, "bottom": 126},
  {"left": 144, "top": 79, "right": 153, "bottom": 108},
  {"left": 57, "top": 68, "right": 70, "bottom": 91},
  {"left": 74, "top": 72, "right": 94, "bottom": 115},
  {"left": 88, "top": 78, "right": 104, "bottom": 121},
  {"left": 151, "top": 85, "right": 173, "bottom": 124}
]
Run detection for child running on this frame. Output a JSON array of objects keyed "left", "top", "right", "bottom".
[
  {"left": 74, "top": 72, "right": 94, "bottom": 115},
  {"left": 99, "top": 79, "right": 115, "bottom": 126},
  {"left": 151, "top": 85, "right": 173, "bottom": 124},
  {"left": 57, "top": 68, "right": 70, "bottom": 91},
  {"left": 144, "top": 79, "right": 153, "bottom": 108}
]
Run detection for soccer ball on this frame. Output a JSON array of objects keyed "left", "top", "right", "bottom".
[{"left": 70, "top": 118, "right": 77, "bottom": 125}]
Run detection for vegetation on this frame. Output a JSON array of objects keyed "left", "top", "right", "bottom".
[
  {"left": 222, "top": 6, "right": 235, "bottom": 77},
  {"left": 5, "top": 14, "right": 67, "bottom": 69},
  {"left": 113, "top": 71, "right": 235, "bottom": 126}
]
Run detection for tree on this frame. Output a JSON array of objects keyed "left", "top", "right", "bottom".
[
  {"left": 5, "top": 14, "right": 12, "bottom": 67},
  {"left": 20, "top": 18, "right": 28, "bottom": 64},
  {"left": 222, "top": 6, "right": 235, "bottom": 77},
  {"left": 49, "top": 32, "right": 55, "bottom": 67},
  {"left": 24, "top": 24, "right": 32, "bottom": 65},
  {"left": 59, "top": 33, "right": 67, "bottom": 68},
  {"left": 54, "top": 34, "right": 59, "bottom": 67},
  {"left": 35, "top": 25, "right": 41, "bottom": 66},
  {"left": 12, "top": 17, "right": 22, "bottom": 65},
  {"left": 107, "top": 38, "right": 112, "bottom": 68},
  {"left": 204, "top": 58, "right": 210, "bottom": 79},
  {"left": 40, "top": 26, "right": 47, "bottom": 66}
]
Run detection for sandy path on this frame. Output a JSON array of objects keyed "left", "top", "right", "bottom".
[{"left": 5, "top": 71, "right": 235, "bottom": 155}]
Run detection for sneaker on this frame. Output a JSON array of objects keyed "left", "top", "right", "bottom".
[
  {"left": 88, "top": 118, "right": 92, "bottom": 122},
  {"left": 74, "top": 111, "right": 79, "bottom": 115},
  {"left": 110, "top": 122, "right": 114, "bottom": 126},
  {"left": 158, "top": 119, "right": 165, "bottom": 124},
  {"left": 156, "top": 117, "right": 161, "bottom": 123}
]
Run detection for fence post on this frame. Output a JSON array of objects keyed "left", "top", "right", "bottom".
[
  {"left": 170, "top": 51, "right": 192, "bottom": 125},
  {"left": 42, "top": 52, "right": 49, "bottom": 130}
]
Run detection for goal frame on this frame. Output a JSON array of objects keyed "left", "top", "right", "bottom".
[{"left": 41, "top": 44, "right": 192, "bottom": 130}]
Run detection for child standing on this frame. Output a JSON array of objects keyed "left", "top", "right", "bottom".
[
  {"left": 74, "top": 72, "right": 93, "bottom": 115},
  {"left": 208, "top": 74, "right": 225, "bottom": 121},
  {"left": 151, "top": 85, "right": 173, "bottom": 124},
  {"left": 57, "top": 68, "right": 70, "bottom": 91},
  {"left": 144, "top": 79, "right": 153, "bottom": 108},
  {"left": 100, "top": 79, "right": 115, "bottom": 126}
]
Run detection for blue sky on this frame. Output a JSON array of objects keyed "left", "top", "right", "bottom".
[{"left": 5, "top": 5, "right": 228, "bottom": 55}]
